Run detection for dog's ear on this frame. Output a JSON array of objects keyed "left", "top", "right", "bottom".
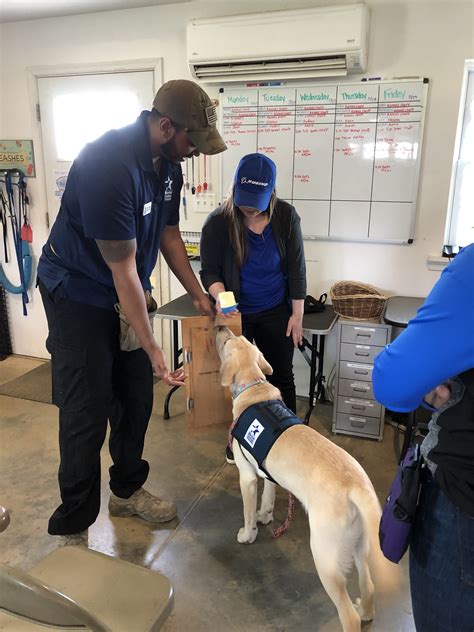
[
  {"left": 220, "top": 354, "right": 239, "bottom": 386},
  {"left": 258, "top": 352, "right": 273, "bottom": 375}
]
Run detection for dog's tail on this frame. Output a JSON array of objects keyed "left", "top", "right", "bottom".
[{"left": 349, "top": 484, "right": 403, "bottom": 595}]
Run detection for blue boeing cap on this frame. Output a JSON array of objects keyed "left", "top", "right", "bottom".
[{"left": 233, "top": 153, "right": 276, "bottom": 212}]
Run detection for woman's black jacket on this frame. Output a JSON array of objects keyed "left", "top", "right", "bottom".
[{"left": 199, "top": 199, "right": 307, "bottom": 303}]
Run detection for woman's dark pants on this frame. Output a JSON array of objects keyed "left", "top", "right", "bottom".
[{"left": 242, "top": 301, "right": 296, "bottom": 413}]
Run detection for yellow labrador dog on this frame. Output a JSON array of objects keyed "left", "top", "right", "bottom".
[{"left": 216, "top": 327, "right": 400, "bottom": 632}]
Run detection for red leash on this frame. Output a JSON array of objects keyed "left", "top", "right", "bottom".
[{"left": 272, "top": 492, "right": 294, "bottom": 538}]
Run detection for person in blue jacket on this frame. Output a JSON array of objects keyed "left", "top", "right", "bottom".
[
  {"left": 373, "top": 243, "right": 474, "bottom": 632},
  {"left": 37, "top": 80, "right": 226, "bottom": 546}
]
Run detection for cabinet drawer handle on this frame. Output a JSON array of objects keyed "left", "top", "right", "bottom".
[
  {"left": 356, "top": 333, "right": 371, "bottom": 338},
  {"left": 351, "top": 405, "right": 365, "bottom": 411},
  {"left": 355, "top": 352, "right": 370, "bottom": 357},
  {"left": 353, "top": 387, "right": 368, "bottom": 392},
  {"left": 350, "top": 418, "right": 366, "bottom": 428},
  {"left": 354, "top": 370, "right": 369, "bottom": 375}
]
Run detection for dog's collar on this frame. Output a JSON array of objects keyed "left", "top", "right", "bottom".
[{"left": 231, "top": 378, "right": 267, "bottom": 399}]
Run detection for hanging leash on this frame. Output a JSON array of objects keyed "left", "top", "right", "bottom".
[
  {"left": 203, "top": 155, "right": 208, "bottom": 191},
  {"left": 0, "top": 187, "right": 8, "bottom": 262},
  {"left": 20, "top": 177, "right": 33, "bottom": 243},
  {"left": 0, "top": 170, "right": 32, "bottom": 315},
  {"left": 185, "top": 158, "right": 190, "bottom": 190},
  {"left": 196, "top": 155, "right": 202, "bottom": 194},
  {"left": 191, "top": 156, "right": 196, "bottom": 194}
]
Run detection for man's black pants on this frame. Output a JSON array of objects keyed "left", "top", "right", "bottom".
[
  {"left": 242, "top": 300, "right": 296, "bottom": 413},
  {"left": 39, "top": 282, "right": 153, "bottom": 535}
]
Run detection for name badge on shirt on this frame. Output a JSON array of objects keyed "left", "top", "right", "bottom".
[{"left": 143, "top": 201, "right": 152, "bottom": 216}]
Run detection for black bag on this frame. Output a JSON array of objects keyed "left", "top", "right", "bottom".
[{"left": 304, "top": 293, "right": 327, "bottom": 314}]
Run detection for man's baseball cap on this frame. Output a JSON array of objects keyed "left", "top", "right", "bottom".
[
  {"left": 233, "top": 153, "right": 276, "bottom": 212},
  {"left": 153, "top": 80, "right": 227, "bottom": 155}
]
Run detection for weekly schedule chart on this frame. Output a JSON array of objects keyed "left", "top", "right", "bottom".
[{"left": 220, "top": 79, "right": 428, "bottom": 243}]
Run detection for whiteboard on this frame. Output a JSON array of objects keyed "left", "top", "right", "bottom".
[{"left": 219, "top": 79, "right": 428, "bottom": 243}]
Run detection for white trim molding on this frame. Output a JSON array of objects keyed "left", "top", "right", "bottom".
[{"left": 427, "top": 255, "right": 449, "bottom": 271}]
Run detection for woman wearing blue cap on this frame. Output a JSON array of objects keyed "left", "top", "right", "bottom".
[{"left": 200, "top": 153, "right": 307, "bottom": 457}]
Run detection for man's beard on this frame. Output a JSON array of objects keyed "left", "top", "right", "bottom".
[
  {"left": 159, "top": 136, "right": 195, "bottom": 164},
  {"left": 159, "top": 136, "right": 180, "bottom": 163}
]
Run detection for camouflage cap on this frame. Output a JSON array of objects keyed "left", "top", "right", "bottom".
[{"left": 153, "top": 80, "right": 227, "bottom": 155}]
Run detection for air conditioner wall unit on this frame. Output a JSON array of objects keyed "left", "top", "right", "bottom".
[{"left": 187, "top": 4, "right": 370, "bottom": 83}]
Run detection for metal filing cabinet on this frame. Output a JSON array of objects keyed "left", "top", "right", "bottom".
[{"left": 332, "top": 320, "right": 391, "bottom": 441}]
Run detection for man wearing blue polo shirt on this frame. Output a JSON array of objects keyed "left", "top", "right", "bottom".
[{"left": 37, "top": 80, "right": 227, "bottom": 546}]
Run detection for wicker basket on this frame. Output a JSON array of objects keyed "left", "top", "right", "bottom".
[{"left": 330, "top": 280, "right": 387, "bottom": 322}]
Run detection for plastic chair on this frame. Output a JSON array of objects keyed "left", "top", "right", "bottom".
[
  {"left": 0, "top": 506, "right": 10, "bottom": 533},
  {"left": 0, "top": 507, "right": 173, "bottom": 631}
]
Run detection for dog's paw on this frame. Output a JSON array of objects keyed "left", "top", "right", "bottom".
[
  {"left": 256, "top": 508, "right": 274, "bottom": 524},
  {"left": 237, "top": 526, "right": 258, "bottom": 544},
  {"left": 353, "top": 597, "right": 375, "bottom": 622}
]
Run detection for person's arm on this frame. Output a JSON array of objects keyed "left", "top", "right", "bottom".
[
  {"left": 285, "top": 207, "right": 307, "bottom": 301},
  {"left": 160, "top": 224, "right": 213, "bottom": 316},
  {"left": 373, "top": 246, "right": 474, "bottom": 412},
  {"left": 208, "top": 281, "right": 225, "bottom": 316},
  {"left": 199, "top": 213, "right": 229, "bottom": 291},
  {"left": 286, "top": 298, "right": 304, "bottom": 347},
  {"left": 208, "top": 281, "right": 225, "bottom": 301},
  {"left": 201, "top": 216, "right": 237, "bottom": 317},
  {"left": 96, "top": 238, "right": 183, "bottom": 386},
  {"left": 77, "top": 154, "right": 183, "bottom": 386},
  {"left": 285, "top": 207, "right": 307, "bottom": 347}
]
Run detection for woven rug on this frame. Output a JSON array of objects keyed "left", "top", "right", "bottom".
[
  {"left": 0, "top": 362, "right": 53, "bottom": 404},
  {"left": 0, "top": 361, "right": 160, "bottom": 405}
]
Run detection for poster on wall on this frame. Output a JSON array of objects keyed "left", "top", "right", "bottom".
[
  {"left": 53, "top": 169, "right": 70, "bottom": 199},
  {"left": 0, "top": 140, "right": 36, "bottom": 176}
]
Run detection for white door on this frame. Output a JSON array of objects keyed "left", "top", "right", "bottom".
[
  {"left": 37, "top": 71, "right": 155, "bottom": 228},
  {"left": 36, "top": 70, "right": 172, "bottom": 352}
]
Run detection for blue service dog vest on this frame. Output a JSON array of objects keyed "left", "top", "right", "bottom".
[{"left": 231, "top": 400, "right": 303, "bottom": 482}]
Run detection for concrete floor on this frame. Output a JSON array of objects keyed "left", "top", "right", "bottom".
[{"left": 0, "top": 355, "right": 415, "bottom": 631}]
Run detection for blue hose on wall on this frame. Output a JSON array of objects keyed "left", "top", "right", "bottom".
[{"left": 0, "top": 240, "right": 32, "bottom": 295}]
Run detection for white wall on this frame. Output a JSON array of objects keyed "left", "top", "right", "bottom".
[{"left": 0, "top": 0, "right": 473, "bottom": 358}]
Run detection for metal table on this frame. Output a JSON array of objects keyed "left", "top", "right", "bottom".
[
  {"left": 383, "top": 295, "right": 426, "bottom": 461},
  {"left": 383, "top": 295, "right": 425, "bottom": 328},
  {"left": 155, "top": 294, "right": 338, "bottom": 424}
]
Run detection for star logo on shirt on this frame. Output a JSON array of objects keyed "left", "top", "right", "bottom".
[{"left": 164, "top": 176, "right": 173, "bottom": 202}]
